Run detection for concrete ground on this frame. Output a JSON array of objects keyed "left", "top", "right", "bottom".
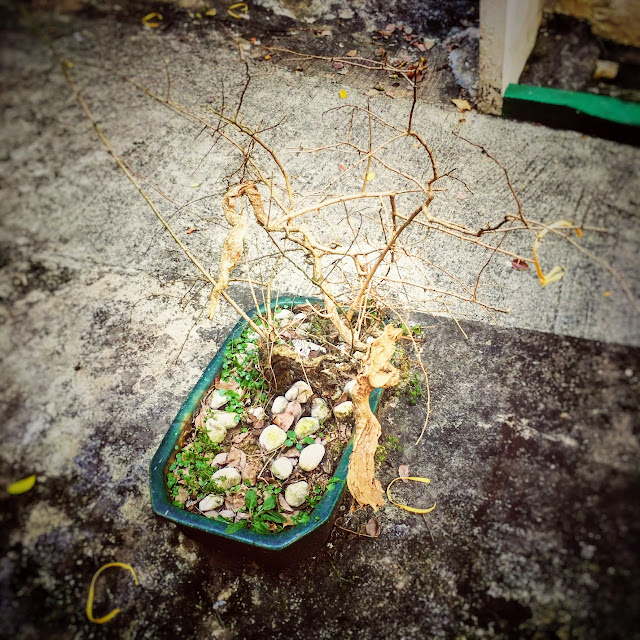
[{"left": 1, "top": 4, "right": 639, "bottom": 639}]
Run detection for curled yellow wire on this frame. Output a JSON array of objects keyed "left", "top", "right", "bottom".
[
  {"left": 86, "top": 562, "right": 139, "bottom": 624},
  {"left": 386, "top": 476, "right": 436, "bottom": 514},
  {"left": 141, "top": 12, "right": 163, "bottom": 28}
]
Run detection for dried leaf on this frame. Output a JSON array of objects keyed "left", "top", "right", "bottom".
[
  {"left": 232, "top": 431, "right": 251, "bottom": 444},
  {"left": 452, "top": 98, "right": 472, "bottom": 112},
  {"left": 141, "top": 12, "right": 162, "bottom": 28},
  {"left": 339, "top": 89, "right": 347, "bottom": 99},
  {"left": 365, "top": 516, "right": 381, "bottom": 537},
  {"left": 415, "top": 43, "right": 426, "bottom": 52},
  {"left": 263, "top": 54, "right": 272, "bottom": 60},
  {"left": 212, "top": 452, "right": 228, "bottom": 466},
  {"left": 278, "top": 493, "right": 294, "bottom": 512},
  {"left": 386, "top": 476, "right": 436, "bottom": 514},
  {"left": 347, "top": 325, "right": 403, "bottom": 509},
  {"left": 216, "top": 378, "right": 241, "bottom": 391},
  {"left": 511, "top": 258, "right": 530, "bottom": 271},
  {"left": 346, "top": 49, "right": 357, "bottom": 57},
  {"left": 384, "top": 24, "right": 396, "bottom": 34},
  {"left": 208, "top": 185, "right": 249, "bottom": 319},
  {"left": 175, "top": 487, "right": 188, "bottom": 505},
  {"left": 365, "top": 172, "right": 375, "bottom": 182},
  {"left": 205, "top": 8, "right": 217, "bottom": 16},
  {"left": 364, "top": 89, "right": 378, "bottom": 97},
  {"left": 283, "top": 447, "right": 300, "bottom": 458},
  {"left": 241, "top": 462, "right": 258, "bottom": 485},
  {"left": 7, "top": 474, "right": 36, "bottom": 495},
  {"left": 86, "top": 562, "right": 139, "bottom": 624},
  {"left": 226, "top": 447, "right": 247, "bottom": 470},
  {"left": 187, "top": 227, "right": 196, "bottom": 234},
  {"left": 398, "top": 464, "right": 410, "bottom": 482},
  {"left": 274, "top": 411, "right": 295, "bottom": 430}
]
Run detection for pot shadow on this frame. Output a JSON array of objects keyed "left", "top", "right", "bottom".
[{"left": 177, "top": 515, "right": 334, "bottom": 570}]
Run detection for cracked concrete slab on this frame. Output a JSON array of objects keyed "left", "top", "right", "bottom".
[{"left": 0, "top": 5, "right": 639, "bottom": 640}]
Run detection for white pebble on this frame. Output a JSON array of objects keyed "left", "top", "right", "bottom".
[
  {"left": 274, "top": 308, "right": 294, "bottom": 323},
  {"left": 334, "top": 401, "right": 353, "bottom": 419},
  {"left": 311, "top": 398, "right": 330, "bottom": 423},
  {"left": 206, "top": 410, "right": 240, "bottom": 429},
  {"left": 271, "top": 396, "right": 288, "bottom": 415},
  {"left": 209, "top": 389, "right": 229, "bottom": 409},
  {"left": 343, "top": 379, "right": 356, "bottom": 397},
  {"left": 285, "top": 380, "right": 312, "bottom": 403},
  {"left": 199, "top": 494, "right": 224, "bottom": 511},
  {"left": 205, "top": 421, "right": 227, "bottom": 444},
  {"left": 285, "top": 481, "right": 309, "bottom": 507},
  {"left": 294, "top": 416, "right": 320, "bottom": 438},
  {"left": 271, "top": 457, "right": 294, "bottom": 480},
  {"left": 259, "top": 424, "right": 287, "bottom": 451},
  {"left": 249, "top": 406, "right": 267, "bottom": 421},
  {"left": 299, "top": 444, "right": 325, "bottom": 471},
  {"left": 212, "top": 467, "right": 241, "bottom": 490}
]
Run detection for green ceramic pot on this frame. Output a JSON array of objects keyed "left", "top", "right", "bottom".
[{"left": 149, "top": 296, "right": 382, "bottom": 551}]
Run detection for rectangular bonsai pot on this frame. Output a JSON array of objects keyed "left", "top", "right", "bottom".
[{"left": 149, "top": 295, "right": 382, "bottom": 551}]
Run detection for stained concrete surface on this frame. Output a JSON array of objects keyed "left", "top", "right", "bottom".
[{"left": 0, "top": 4, "right": 639, "bottom": 639}]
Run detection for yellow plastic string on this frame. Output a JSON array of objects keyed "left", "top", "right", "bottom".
[
  {"left": 86, "top": 562, "right": 139, "bottom": 624},
  {"left": 531, "top": 220, "right": 574, "bottom": 286},
  {"left": 386, "top": 476, "right": 436, "bottom": 514},
  {"left": 141, "top": 12, "right": 163, "bottom": 28},
  {"left": 227, "top": 3, "right": 248, "bottom": 18},
  {"left": 7, "top": 474, "right": 36, "bottom": 495}
]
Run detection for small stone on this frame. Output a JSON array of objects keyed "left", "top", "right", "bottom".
[
  {"left": 212, "top": 467, "right": 241, "bottom": 490},
  {"left": 343, "top": 379, "right": 356, "bottom": 397},
  {"left": 286, "top": 380, "right": 313, "bottom": 403},
  {"left": 219, "top": 509, "right": 236, "bottom": 519},
  {"left": 593, "top": 59, "right": 619, "bottom": 80},
  {"left": 294, "top": 416, "right": 320, "bottom": 438},
  {"left": 352, "top": 351, "right": 365, "bottom": 361},
  {"left": 334, "top": 401, "right": 353, "bottom": 419},
  {"left": 271, "top": 396, "right": 288, "bottom": 415},
  {"left": 311, "top": 398, "right": 330, "bottom": 423},
  {"left": 285, "top": 481, "right": 309, "bottom": 507},
  {"left": 209, "top": 389, "right": 229, "bottom": 409},
  {"left": 299, "top": 443, "right": 325, "bottom": 471},
  {"left": 205, "top": 421, "right": 227, "bottom": 444},
  {"left": 206, "top": 410, "right": 240, "bottom": 429},
  {"left": 259, "top": 424, "right": 288, "bottom": 451},
  {"left": 212, "top": 452, "right": 228, "bottom": 466},
  {"left": 423, "top": 37, "right": 436, "bottom": 50},
  {"left": 271, "top": 457, "right": 294, "bottom": 480},
  {"left": 199, "top": 494, "right": 224, "bottom": 511},
  {"left": 274, "top": 308, "right": 294, "bottom": 323},
  {"left": 291, "top": 340, "right": 326, "bottom": 359},
  {"left": 249, "top": 406, "right": 267, "bottom": 421}
]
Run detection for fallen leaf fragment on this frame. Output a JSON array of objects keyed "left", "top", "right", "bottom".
[
  {"left": 339, "top": 89, "right": 347, "bottom": 99},
  {"left": 365, "top": 172, "right": 375, "bottom": 182},
  {"left": 348, "top": 325, "right": 403, "bottom": 509},
  {"left": 187, "top": 227, "right": 196, "bottom": 234},
  {"left": 228, "top": 2, "right": 248, "bottom": 19},
  {"left": 387, "top": 476, "right": 436, "bottom": 514},
  {"left": 346, "top": 49, "right": 357, "bottom": 57},
  {"left": 452, "top": 98, "right": 471, "bottom": 112},
  {"left": 278, "top": 493, "right": 294, "bottom": 512},
  {"left": 86, "top": 562, "right": 139, "bottom": 624},
  {"left": 205, "top": 8, "right": 217, "bottom": 16},
  {"left": 593, "top": 59, "right": 619, "bottom": 80},
  {"left": 333, "top": 62, "right": 344, "bottom": 69},
  {"left": 141, "top": 12, "right": 162, "bottom": 28},
  {"left": 264, "top": 54, "right": 272, "bottom": 60},
  {"left": 8, "top": 474, "right": 36, "bottom": 495},
  {"left": 398, "top": 465, "right": 410, "bottom": 482},
  {"left": 532, "top": 220, "right": 574, "bottom": 286},
  {"left": 365, "top": 516, "right": 381, "bottom": 537},
  {"left": 603, "top": 290, "right": 611, "bottom": 297},
  {"left": 511, "top": 258, "right": 530, "bottom": 271}
]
